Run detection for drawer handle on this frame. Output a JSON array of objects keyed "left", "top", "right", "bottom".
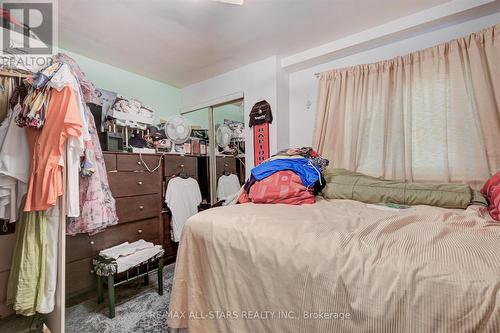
[
  {"left": 138, "top": 229, "right": 143, "bottom": 234},
  {"left": 138, "top": 181, "right": 143, "bottom": 185},
  {"left": 89, "top": 240, "right": 95, "bottom": 245},
  {"left": 139, "top": 205, "right": 144, "bottom": 210}
]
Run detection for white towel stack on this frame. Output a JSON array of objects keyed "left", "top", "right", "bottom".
[{"left": 100, "top": 240, "right": 163, "bottom": 273}]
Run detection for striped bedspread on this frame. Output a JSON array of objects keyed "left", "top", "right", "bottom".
[{"left": 168, "top": 198, "right": 500, "bottom": 332}]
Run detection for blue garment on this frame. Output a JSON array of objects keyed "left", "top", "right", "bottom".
[{"left": 251, "top": 158, "right": 320, "bottom": 187}]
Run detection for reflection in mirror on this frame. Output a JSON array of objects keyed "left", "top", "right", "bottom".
[
  {"left": 214, "top": 100, "right": 245, "bottom": 157},
  {"left": 182, "top": 107, "right": 210, "bottom": 155},
  {"left": 213, "top": 100, "right": 245, "bottom": 201},
  {"left": 182, "top": 108, "right": 211, "bottom": 203}
]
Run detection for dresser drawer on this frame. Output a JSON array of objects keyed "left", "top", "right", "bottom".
[
  {"left": 115, "top": 194, "right": 160, "bottom": 224},
  {"left": 117, "top": 154, "right": 162, "bottom": 173},
  {"left": 66, "top": 258, "right": 94, "bottom": 297},
  {"left": 164, "top": 155, "right": 197, "bottom": 179},
  {"left": 66, "top": 234, "right": 93, "bottom": 263},
  {"left": 108, "top": 171, "right": 161, "bottom": 197},
  {"left": 90, "top": 218, "right": 160, "bottom": 252},
  {"left": 103, "top": 153, "right": 117, "bottom": 172}
]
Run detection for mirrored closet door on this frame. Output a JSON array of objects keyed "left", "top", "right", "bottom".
[
  {"left": 212, "top": 100, "right": 245, "bottom": 204},
  {"left": 181, "top": 108, "right": 211, "bottom": 205},
  {"left": 181, "top": 98, "right": 245, "bottom": 205}
]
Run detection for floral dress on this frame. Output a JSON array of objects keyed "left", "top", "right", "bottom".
[{"left": 66, "top": 105, "right": 118, "bottom": 235}]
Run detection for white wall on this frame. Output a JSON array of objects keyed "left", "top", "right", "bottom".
[
  {"left": 289, "top": 12, "right": 500, "bottom": 148},
  {"left": 181, "top": 56, "right": 287, "bottom": 175}
]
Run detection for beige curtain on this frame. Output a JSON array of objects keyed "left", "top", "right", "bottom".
[{"left": 313, "top": 23, "right": 500, "bottom": 188}]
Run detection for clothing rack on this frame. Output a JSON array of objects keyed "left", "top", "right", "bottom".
[{"left": 0, "top": 68, "right": 30, "bottom": 78}]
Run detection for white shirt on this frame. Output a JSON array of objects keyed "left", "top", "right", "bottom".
[
  {"left": 0, "top": 104, "right": 29, "bottom": 222},
  {"left": 165, "top": 177, "right": 202, "bottom": 242},
  {"left": 217, "top": 174, "right": 241, "bottom": 201},
  {"left": 0, "top": 104, "right": 29, "bottom": 183},
  {"left": 49, "top": 63, "right": 90, "bottom": 217}
]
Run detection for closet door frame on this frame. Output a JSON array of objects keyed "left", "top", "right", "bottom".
[{"left": 207, "top": 106, "right": 217, "bottom": 205}]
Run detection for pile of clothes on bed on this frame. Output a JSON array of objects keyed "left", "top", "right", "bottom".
[{"left": 237, "top": 147, "right": 329, "bottom": 205}]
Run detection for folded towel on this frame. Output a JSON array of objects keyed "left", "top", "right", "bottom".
[
  {"left": 100, "top": 239, "right": 154, "bottom": 260},
  {"left": 115, "top": 245, "right": 163, "bottom": 273}
]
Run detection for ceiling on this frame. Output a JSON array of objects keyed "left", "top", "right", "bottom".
[{"left": 59, "top": 0, "right": 452, "bottom": 88}]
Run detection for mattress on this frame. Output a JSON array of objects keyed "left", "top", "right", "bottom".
[{"left": 168, "top": 198, "right": 500, "bottom": 332}]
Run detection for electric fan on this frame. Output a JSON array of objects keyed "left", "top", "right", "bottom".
[
  {"left": 163, "top": 115, "right": 191, "bottom": 153},
  {"left": 216, "top": 124, "right": 233, "bottom": 154}
]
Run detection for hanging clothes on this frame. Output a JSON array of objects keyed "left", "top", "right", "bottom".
[
  {"left": 24, "top": 86, "right": 82, "bottom": 212},
  {"left": 6, "top": 53, "right": 115, "bottom": 319},
  {"left": 6, "top": 198, "right": 47, "bottom": 316},
  {"left": 48, "top": 63, "right": 92, "bottom": 217},
  {"left": 52, "top": 53, "right": 96, "bottom": 104},
  {"left": 165, "top": 177, "right": 202, "bottom": 242},
  {"left": 0, "top": 177, "right": 16, "bottom": 221},
  {"left": 0, "top": 100, "right": 16, "bottom": 221},
  {"left": 0, "top": 76, "right": 13, "bottom": 123},
  {"left": 43, "top": 53, "right": 117, "bottom": 235},
  {"left": 0, "top": 82, "right": 29, "bottom": 222},
  {"left": 37, "top": 200, "right": 60, "bottom": 314},
  {"left": 66, "top": 105, "right": 118, "bottom": 235},
  {"left": 15, "top": 87, "right": 50, "bottom": 129},
  {"left": 217, "top": 173, "right": 241, "bottom": 201}
]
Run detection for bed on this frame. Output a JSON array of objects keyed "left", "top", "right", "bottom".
[{"left": 168, "top": 198, "right": 500, "bottom": 332}]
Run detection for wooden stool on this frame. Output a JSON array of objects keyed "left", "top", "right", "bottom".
[{"left": 92, "top": 249, "right": 164, "bottom": 318}]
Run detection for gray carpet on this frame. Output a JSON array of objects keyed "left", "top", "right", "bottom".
[
  {"left": 0, "top": 263, "right": 176, "bottom": 333},
  {"left": 65, "top": 263, "right": 176, "bottom": 333}
]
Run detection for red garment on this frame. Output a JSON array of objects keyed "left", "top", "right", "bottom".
[
  {"left": 481, "top": 172, "right": 500, "bottom": 198},
  {"left": 481, "top": 172, "right": 500, "bottom": 221},
  {"left": 238, "top": 170, "right": 314, "bottom": 205},
  {"left": 489, "top": 185, "right": 500, "bottom": 221},
  {"left": 238, "top": 190, "right": 251, "bottom": 204}
]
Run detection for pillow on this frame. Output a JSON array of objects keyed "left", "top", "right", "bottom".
[
  {"left": 480, "top": 172, "right": 500, "bottom": 198},
  {"left": 322, "top": 168, "right": 473, "bottom": 209},
  {"left": 488, "top": 184, "right": 500, "bottom": 221}
]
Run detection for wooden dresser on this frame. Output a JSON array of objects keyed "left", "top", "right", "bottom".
[
  {"left": 66, "top": 152, "right": 165, "bottom": 298},
  {"left": 65, "top": 152, "right": 244, "bottom": 299}
]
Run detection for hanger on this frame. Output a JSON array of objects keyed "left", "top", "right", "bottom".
[
  {"left": 223, "top": 163, "right": 231, "bottom": 176},
  {"left": 174, "top": 164, "right": 189, "bottom": 179}
]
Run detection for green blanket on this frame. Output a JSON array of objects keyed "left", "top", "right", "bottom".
[{"left": 322, "top": 168, "right": 476, "bottom": 209}]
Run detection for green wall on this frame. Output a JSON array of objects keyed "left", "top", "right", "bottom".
[{"left": 61, "top": 50, "right": 181, "bottom": 123}]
